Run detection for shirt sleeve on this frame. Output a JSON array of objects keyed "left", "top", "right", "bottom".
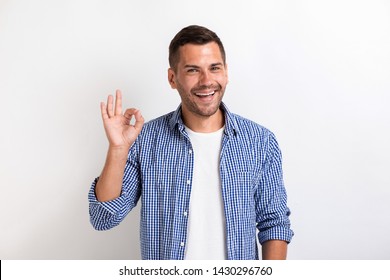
[
  {"left": 88, "top": 144, "right": 142, "bottom": 231},
  {"left": 255, "top": 132, "right": 294, "bottom": 244}
]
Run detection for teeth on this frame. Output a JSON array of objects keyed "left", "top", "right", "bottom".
[{"left": 195, "top": 91, "right": 215, "bottom": 96}]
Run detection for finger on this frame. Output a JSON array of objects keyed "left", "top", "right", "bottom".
[
  {"left": 133, "top": 109, "right": 145, "bottom": 132},
  {"left": 107, "top": 95, "right": 114, "bottom": 118},
  {"left": 124, "top": 108, "right": 144, "bottom": 134},
  {"left": 100, "top": 102, "right": 109, "bottom": 120},
  {"left": 123, "top": 108, "right": 138, "bottom": 122},
  {"left": 114, "top": 89, "right": 122, "bottom": 116}
]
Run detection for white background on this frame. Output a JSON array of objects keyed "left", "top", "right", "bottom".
[{"left": 1, "top": 0, "right": 389, "bottom": 259}]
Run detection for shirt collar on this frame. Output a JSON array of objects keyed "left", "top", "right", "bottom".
[{"left": 169, "top": 102, "right": 239, "bottom": 136}]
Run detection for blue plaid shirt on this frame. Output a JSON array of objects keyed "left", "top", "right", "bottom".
[{"left": 89, "top": 103, "right": 293, "bottom": 260}]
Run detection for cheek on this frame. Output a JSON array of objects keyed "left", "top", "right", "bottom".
[
  {"left": 215, "top": 77, "right": 228, "bottom": 88},
  {"left": 176, "top": 81, "right": 191, "bottom": 96},
  {"left": 179, "top": 77, "right": 198, "bottom": 91}
]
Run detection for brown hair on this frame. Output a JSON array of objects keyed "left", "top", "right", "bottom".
[{"left": 168, "top": 25, "right": 226, "bottom": 70}]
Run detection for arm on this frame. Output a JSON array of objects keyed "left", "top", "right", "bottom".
[
  {"left": 262, "top": 240, "right": 288, "bottom": 260},
  {"left": 95, "top": 90, "right": 144, "bottom": 202},
  {"left": 256, "top": 132, "right": 294, "bottom": 256},
  {"left": 95, "top": 145, "right": 130, "bottom": 202}
]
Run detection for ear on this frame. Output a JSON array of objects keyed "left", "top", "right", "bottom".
[{"left": 168, "top": 68, "right": 177, "bottom": 89}]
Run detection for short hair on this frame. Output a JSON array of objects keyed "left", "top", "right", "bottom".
[{"left": 168, "top": 25, "right": 226, "bottom": 70}]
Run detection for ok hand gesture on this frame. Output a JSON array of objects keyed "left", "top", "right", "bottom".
[{"left": 100, "top": 90, "right": 144, "bottom": 149}]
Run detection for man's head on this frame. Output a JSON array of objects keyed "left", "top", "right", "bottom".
[
  {"left": 168, "top": 25, "right": 228, "bottom": 129},
  {"left": 169, "top": 25, "right": 226, "bottom": 72}
]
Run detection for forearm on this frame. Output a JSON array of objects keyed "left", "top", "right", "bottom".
[
  {"left": 261, "top": 240, "right": 288, "bottom": 260},
  {"left": 95, "top": 146, "right": 129, "bottom": 202}
]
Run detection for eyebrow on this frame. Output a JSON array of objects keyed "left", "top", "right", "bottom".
[
  {"left": 184, "top": 62, "right": 224, "bottom": 69},
  {"left": 184, "top": 64, "right": 200, "bottom": 69},
  {"left": 211, "top": 63, "right": 224, "bottom": 67}
]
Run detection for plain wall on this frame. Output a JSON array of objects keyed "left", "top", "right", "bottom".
[{"left": 1, "top": 0, "right": 389, "bottom": 259}]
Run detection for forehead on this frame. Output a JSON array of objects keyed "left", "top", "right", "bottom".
[{"left": 177, "top": 42, "right": 224, "bottom": 65}]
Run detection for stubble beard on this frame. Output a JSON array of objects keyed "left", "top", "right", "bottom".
[{"left": 178, "top": 83, "right": 225, "bottom": 118}]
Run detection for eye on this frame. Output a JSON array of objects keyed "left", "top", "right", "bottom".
[
  {"left": 210, "top": 66, "right": 221, "bottom": 72},
  {"left": 187, "top": 68, "right": 199, "bottom": 73}
]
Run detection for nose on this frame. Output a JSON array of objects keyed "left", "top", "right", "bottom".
[{"left": 199, "top": 70, "right": 212, "bottom": 87}]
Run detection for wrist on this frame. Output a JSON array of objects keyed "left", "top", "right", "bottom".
[{"left": 107, "top": 145, "right": 130, "bottom": 161}]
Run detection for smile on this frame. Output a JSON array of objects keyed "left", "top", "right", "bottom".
[{"left": 194, "top": 91, "right": 215, "bottom": 97}]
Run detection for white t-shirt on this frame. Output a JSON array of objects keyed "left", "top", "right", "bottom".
[{"left": 184, "top": 126, "right": 227, "bottom": 260}]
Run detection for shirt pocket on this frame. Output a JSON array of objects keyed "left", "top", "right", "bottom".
[{"left": 222, "top": 171, "right": 257, "bottom": 221}]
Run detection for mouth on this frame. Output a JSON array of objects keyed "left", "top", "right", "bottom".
[{"left": 194, "top": 90, "right": 215, "bottom": 97}]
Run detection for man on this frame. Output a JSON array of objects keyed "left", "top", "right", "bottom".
[{"left": 89, "top": 25, "right": 293, "bottom": 260}]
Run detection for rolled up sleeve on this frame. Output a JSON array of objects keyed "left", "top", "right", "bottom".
[
  {"left": 256, "top": 133, "right": 294, "bottom": 244},
  {"left": 88, "top": 145, "right": 141, "bottom": 231}
]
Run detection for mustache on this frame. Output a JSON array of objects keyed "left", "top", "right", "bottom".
[{"left": 191, "top": 84, "right": 222, "bottom": 93}]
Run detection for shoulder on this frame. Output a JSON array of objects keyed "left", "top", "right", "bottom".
[
  {"left": 229, "top": 112, "right": 275, "bottom": 140},
  {"left": 227, "top": 112, "right": 282, "bottom": 160},
  {"left": 225, "top": 111, "right": 283, "bottom": 170},
  {"left": 129, "top": 111, "right": 176, "bottom": 157},
  {"left": 140, "top": 111, "right": 175, "bottom": 135}
]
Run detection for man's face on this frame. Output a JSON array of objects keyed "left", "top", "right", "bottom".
[{"left": 168, "top": 42, "right": 228, "bottom": 120}]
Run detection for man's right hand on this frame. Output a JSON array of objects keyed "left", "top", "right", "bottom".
[
  {"left": 100, "top": 90, "right": 144, "bottom": 149},
  {"left": 95, "top": 90, "right": 144, "bottom": 202}
]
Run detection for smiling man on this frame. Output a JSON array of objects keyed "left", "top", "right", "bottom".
[
  {"left": 89, "top": 25, "right": 293, "bottom": 260},
  {"left": 168, "top": 41, "right": 227, "bottom": 131}
]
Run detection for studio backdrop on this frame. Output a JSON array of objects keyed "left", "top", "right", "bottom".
[{"left": 1, "top": 0, "right": 389, "bottom": 259}]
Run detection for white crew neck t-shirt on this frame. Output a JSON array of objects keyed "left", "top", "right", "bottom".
[{"left": 184, "top": 126, "right": 227, "bottom": 260}]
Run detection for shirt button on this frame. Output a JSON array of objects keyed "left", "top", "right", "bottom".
[
  {"left": 184, "top": 211, "right": 188, "bottom": 217},
  {"left": 189, "top": 149, "right": 192, "bottom": 154},
  {"left": 180, "top": 242, "right": 185, "bottom": 247},
  {"left": 186, "top": 180, "right": 191, "bottom": 185}
]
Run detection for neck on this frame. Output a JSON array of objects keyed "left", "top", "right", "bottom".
[{"left": 182, "top": 108, "right": 225, "bottom": 133}]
